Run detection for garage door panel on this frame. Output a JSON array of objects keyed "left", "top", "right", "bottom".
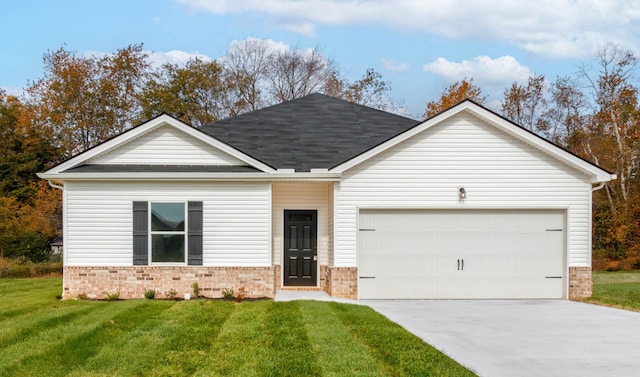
[{"left": 358, "top": 209, "right": 565, "bottom": 299}]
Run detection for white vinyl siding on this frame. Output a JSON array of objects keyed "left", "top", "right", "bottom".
[
  {"left": 65, "top": 181, "right": 270, "bottom": 266},
  {"left": 88, "top": 125, "right": 244, "bottom": 165},
  {"left": 272, "top": 182, "right": 331, "bottom": 267},
  {"left": 334, "top": 113, "right": 592, "bottom": 268}
]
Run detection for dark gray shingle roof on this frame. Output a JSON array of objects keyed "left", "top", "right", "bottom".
[{"left": 199, "top": 93, "right": 419, "bottom": 172}]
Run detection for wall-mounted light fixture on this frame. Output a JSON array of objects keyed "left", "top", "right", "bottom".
[{"left": 458, "top": 187, "right": 466, "bottom": 200}]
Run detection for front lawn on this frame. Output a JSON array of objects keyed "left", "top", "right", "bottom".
[
  {"left": 585, "top": 271, "right": 640, "bottom": 311},
  {"left": 0, "top": 278, "right": 475, "bottom": 376}
]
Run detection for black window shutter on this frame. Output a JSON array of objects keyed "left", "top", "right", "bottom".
[
  {"left": 132, "top": 201, "right": 149, "bottom": 265},
  {"left": 188, "top": 201, "right": 203, "bottom": 265}
]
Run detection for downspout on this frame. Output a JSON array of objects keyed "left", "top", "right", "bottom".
[{"left": 591, "top": 182, "right": 606, "bottom": 192}]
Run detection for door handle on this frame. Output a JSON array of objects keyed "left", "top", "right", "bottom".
[
  {"left": 461, "top": 259, "right": 464, "bottom": 271},
  {"left": 457, "top": 259, "right": 460, "bottom": 271}
]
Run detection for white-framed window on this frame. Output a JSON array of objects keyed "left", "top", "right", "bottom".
[{"left": 149, "top": 202, "right": 187, "bottom": 264}]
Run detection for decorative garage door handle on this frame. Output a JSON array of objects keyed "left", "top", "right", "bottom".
[
  {"left": 457, "top": 259, "right": 465, "bottom": 271},
  {"left": 359, "top": 276, "right": 376, "bottom": 279},
  {"left": 545, "top": 276, "right": 562, "bottom": 279}
]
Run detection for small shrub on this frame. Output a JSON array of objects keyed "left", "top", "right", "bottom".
[
  {"left": 31, "top": 261, "right": 63, "bottom": 276},
  {"left": 77, "top": 293, "right": 89, "bottom": 300},
  {"left": 192, "top": 282, "right": 200, "bottom": 298},
  {"left": 144, "top": 288, "right": 156, "bottom": 300},
  {"left": 236, "top": 287, "right": 246, "bottom": 302},
  {"left": 166, "top": 288, "right": 178, "bottom": 300},
  {"left": 0, "top": 257, "right": 62, "bottom": 278},
  {"left": 105, "top": 292, "right": 120, "bottom": 301},
  {"left": 221, "top": 288, "right": 234, "bottom": 299}
]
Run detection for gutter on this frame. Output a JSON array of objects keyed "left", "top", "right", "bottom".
[
  {"left": 591, "top": 182, "right": 606, "bottom": 192},
  {"left": 48, "top": 180, "right": 64, "bottom": 190}
]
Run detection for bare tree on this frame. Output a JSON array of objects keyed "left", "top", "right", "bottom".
[
  {"left": 267, "top": 48, "right": 337, "bottom": 102},
  {"left": 223, "top": 38, "right": 274, "bottom": 111}
]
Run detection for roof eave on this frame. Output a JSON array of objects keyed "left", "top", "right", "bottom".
[{"left": 37, "top": 172, "right": 342, "bottom": 182}]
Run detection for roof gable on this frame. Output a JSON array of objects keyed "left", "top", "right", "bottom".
[
  {"left": 87, "top": 124, "right": 245, "bottom": 166},
  {"left": 199, "top": 93, "right": 418, "bottom": 172},
  {"left": 331, "top": 100, "right": 615, "bottom": 183},
  {"left": 43, "top": 114, "right": 275, "bottom": 175}
]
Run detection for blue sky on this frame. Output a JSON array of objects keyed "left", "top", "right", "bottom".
[{"left": 2, "top": 0, "right": 640, "bottom": 117}]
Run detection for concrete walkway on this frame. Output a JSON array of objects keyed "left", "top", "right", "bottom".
[
  {"left": 274, "top": 290, "right": 362, "bottom": 304},
  {"left": 365, "top": 300, "right": 640, "bottom": 377}
]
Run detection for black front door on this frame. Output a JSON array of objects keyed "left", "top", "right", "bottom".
[{"left": 284, "top": 210, "right": 317, "bottom": 286}]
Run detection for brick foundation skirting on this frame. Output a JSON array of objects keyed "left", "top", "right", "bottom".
[
  {"left": 568, "top": 266, "right": 592, "bottom": 299},
  {"left": 326, "top": 267, "right": 358, "bottom": 299},
  {"left": 65, "top": 265, "right": 583, "bottom": 300},
  {"left": 63, "top": 266, "right": 275, "bottom": 300}
]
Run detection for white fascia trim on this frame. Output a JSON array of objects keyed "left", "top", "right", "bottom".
[
  {"left": 330, "top": 102, "right": 616, "bottom": 183},
  {"left": 42, "top": 115, "right": 275, "bottom": 174},
  {"left": 37, "top": 172, "right": 341, "bottom": 181}
]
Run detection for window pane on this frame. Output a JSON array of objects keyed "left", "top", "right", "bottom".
[
  {"left": 289, "top": 213, "right": 313, "bottom": 222},
  {"left": 151, "top": 203, "right": 185, "bottom": 231},
  {"left": 152, "top": 234, "right": 185, "bottom": 262}
]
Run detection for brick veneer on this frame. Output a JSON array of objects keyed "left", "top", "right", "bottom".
[
  {"left": 326, "top": 267, "right": 358, "bottom": 299},
  {"left": 63, "top": 266, "right": 275, "bottom": 300},
  {"left": 569, "top": 266, "right": 592, "bottom": 299}
]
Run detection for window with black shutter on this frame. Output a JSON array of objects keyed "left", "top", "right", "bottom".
[{"left": 132, "top": 201, "right": 203, "bottom": 265}]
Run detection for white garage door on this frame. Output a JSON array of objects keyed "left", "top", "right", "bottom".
[{"left": 358, "top": 209, "right": 565, "bottom": 299}]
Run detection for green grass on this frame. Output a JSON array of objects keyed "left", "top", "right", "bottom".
[
  {"left": 585, "top": 271, "right": 640, "bottom": 311},
  {"left": 0, "top": 278, "right": 475, "bottom": 376}
]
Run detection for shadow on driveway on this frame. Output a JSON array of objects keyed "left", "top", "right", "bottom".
[{"left": 365, "top": 300, "right": 640, "bottom": 377}]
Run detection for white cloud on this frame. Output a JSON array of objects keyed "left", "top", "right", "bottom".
[
  {"left": 147, "top": 50, "right": 211, "bottom": 68},
  {"left": 227, "top": 37, "right": 290, "bottom": 56},
  {"left": 83, "top": 49, "right": 212, "bottom": 69},
  {"left": 176, "top": 0, "right": 640, "bottom": 59},
  {"left": 281, "top": 21, "right": 316, "bottom": 37},
  {"left": 381, "top": 58, "right": 410, "bottom": 72},
  {"left": 1, "top": 86, "right": 23, "bottom": 97},
  {"left": 423, "top": 55, "right": 532, "bottom": 90}
]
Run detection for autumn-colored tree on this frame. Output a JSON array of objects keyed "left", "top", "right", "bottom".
[
  {"left": 423, "top": 79, "right": 485, "bottom": 118},
  {"left": 501, "top": 74, "right": 547, "bottom": 132},
  {"left": 543, "top": 76, "right": 588, "bottom": 147},
  {"left": 0, "top": 92, "right": 62, "bottom": 261},
  {"left": 139, "top": 58, "right": 244, "bottom": 126},
  {"left": 0, "top": 91, "right": 61, "bottom": 200},
  {"left": 26, "top": 44, "right": 149, "bottom": 157},
  {"left": 326, "top": 68, "right": 397, "bottom": 111},
  {"left": 580, "top": 45, "right": 640, "bottom": 260},
  {"left": 0, "top": 196, "right": 19, "bottom": 258}
]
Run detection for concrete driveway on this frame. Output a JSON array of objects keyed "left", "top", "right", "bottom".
[{"left": 365, "top": 300, "right": 640, "bottom": 377}]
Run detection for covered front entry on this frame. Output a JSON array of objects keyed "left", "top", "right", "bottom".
[
  {"left": 358, "top": 209, "right": 565, "bottom": 299},
  {"left": 284, "top": 210, "right": 318, "bottom": 286}
]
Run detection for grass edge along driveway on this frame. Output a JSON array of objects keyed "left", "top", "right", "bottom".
[
  {"left": 0, "top": 278, "right": 475, "bottom": 377},
  {"left": 583, "top": 270, "right": 640, "bottom": 312}
]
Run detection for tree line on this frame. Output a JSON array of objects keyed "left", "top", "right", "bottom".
[{"left": 1, "top": 40, "right": 638, "bottom": 268}]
